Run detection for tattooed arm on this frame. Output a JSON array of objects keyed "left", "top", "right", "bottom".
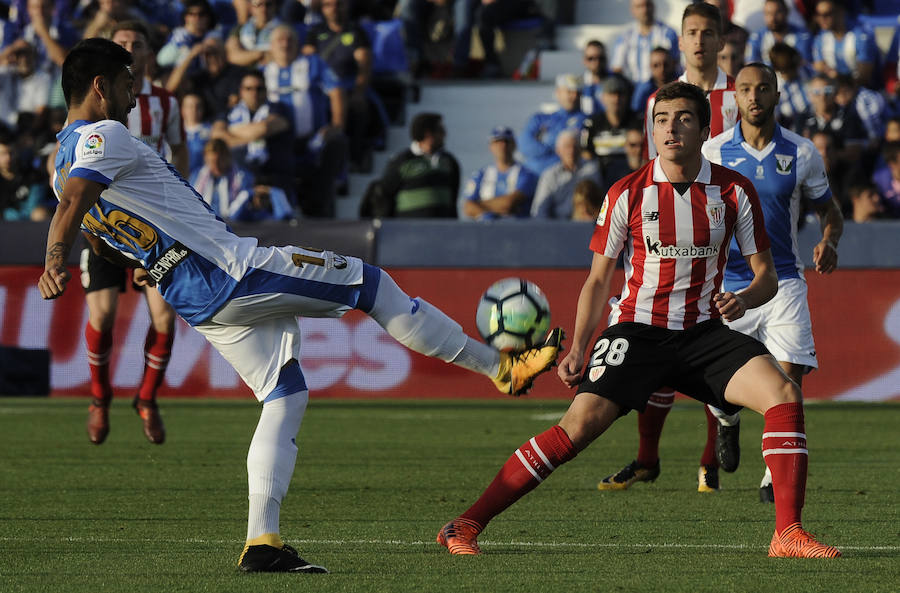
[{"left": 38, "top": 177, "right": 106, "bottom": 299}]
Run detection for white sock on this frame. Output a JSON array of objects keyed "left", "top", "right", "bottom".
[
  {"left": 246, "top": 390, "right": 308, "bottom": 541},
  {"left": 760, "top": 466, "right": 773, "bottom": 488},
  {"left": 707, "top": 404, "right": 740, "bottom": 427},
  {"left": 368, "top": 269, "right": 499, "bottom": 374}
]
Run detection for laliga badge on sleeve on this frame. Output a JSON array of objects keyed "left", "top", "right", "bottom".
[{"left": 81, "top": 132, "right": 106, "bottom": 160}]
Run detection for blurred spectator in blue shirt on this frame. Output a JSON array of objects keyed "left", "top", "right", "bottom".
[
  {"left": 157, "top": 0, "right": 223, "bottom": 77},
  {"left": 610, "top": 0, "right": 678, "bottom": 85},
  {"left": 745, "top": 0, "right": 812, "bottom": 68},
  {"left": 770, "top": 41, "right": 810, "bottom": 131},
  {"left": 531, "top": 129, "right": 603, "bottom": 219},
  {"left": 518, "top": 73, "right": 587, "bottom": 175},
  {"left": 462, "top": 126, "right": 538, "bottom": 220},
  {"left": 580, "top": 39, "right": 611, "bottom": 116},
  {"left": 811, "top": 0, "right": 880, "bottom": 88},
  {"left": 181, "top": 92, "right": 213, "bottom": 175},
  {"left": 225, "top": 0, "right": 285, "bottom": 67},
  {"left": 630, "top": 45, "right": 677, "bottom": 115}
]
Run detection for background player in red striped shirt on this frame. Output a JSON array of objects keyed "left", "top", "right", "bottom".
[
  {"left": 437, "top": 81, "right": 841, "bottom": 559},
  {"left": 82, "top": 21, "right": 187, "bottom": 445}
]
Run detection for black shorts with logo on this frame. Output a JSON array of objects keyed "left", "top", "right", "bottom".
[
  {"left": 80, "top": 248, "right": 129, "bottom": 294},
  {"left": 577, "top": 319, "right": 770, "bottom": 415}
]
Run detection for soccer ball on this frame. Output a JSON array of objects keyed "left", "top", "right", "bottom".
[{"left": 476, "top": 278, "right": 551, "bottom": 352}]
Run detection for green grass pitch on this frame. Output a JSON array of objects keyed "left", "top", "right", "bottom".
[{"left": 0, "top": 397, "right": 897, "bottom": 593}]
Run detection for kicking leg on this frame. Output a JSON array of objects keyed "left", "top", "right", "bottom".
[
  {"left": 437, "top": 393, "right": 620, "bottom": 554},
  {"left": 725, "top": 355, "right": 840, "bottom": 558}
]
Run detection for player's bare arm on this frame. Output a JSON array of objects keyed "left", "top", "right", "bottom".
[
  {"left": 812, "top": 197, "right": 843, "bottom": 274},
  {"left": 559, "top": 253, "right": 617, "bottom": 388},
  {"left": 715, "top": 249, "right": 777, "bottom": 321},
  {"left": 39, "top": 176, "right": 105, "bottom": 299}
]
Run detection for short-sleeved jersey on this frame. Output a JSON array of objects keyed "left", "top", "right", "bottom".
[
  {"left": 610, "top": 21, "right": 679, "bottom": 84},
  {"left": 262, "top": 54, "right": 340, "bottom": 137},
  {"left": 53, "top": 119, "right": 258, "bottom": 325},
  {"left": 589, "top": 157, "right": 769, "bottom": 330},
  {"left": 642, "top": 69, "right": 738, "bottom": 160},
  {"left": 812, "top": 25, "right": 880, "bottom": 76},
  {"left": 703, "top": 124, "right": 832, "bottom": 291},
  {"left": 127, "top": 79, "right": 185, "bottom": 157},
  {"left": 462, "top": 162, "right": 538, "bottom": 218}
]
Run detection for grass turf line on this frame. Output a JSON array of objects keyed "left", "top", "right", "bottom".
[{"left": 0, "top": 398, "right": 897, "bottom": 593}]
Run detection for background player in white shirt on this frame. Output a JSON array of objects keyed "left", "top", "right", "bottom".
[
  {"left": 436, "top": 82, "right": 841, "bottom": 559},
  {"left": 703, "top": 62, "right": 843, "bottom": 501},
  {"left": 39, "top": 38, "right": 563, "bottom": 574}
]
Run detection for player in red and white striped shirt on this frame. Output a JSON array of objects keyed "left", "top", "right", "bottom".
[
  {"left": 632, "top": 1, "right": 740, "bottom": 491},
  {"left": 437, "top": 82, "right": 841, "bottom": 559}
]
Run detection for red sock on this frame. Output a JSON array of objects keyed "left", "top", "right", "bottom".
[
  {"left": 763, "top": 402, "right": 807, "bottom": 532},
  {"left": 461, "top": 425, "right": 577, "bottom": 529},
  {"left": 85, "top": 323, "right": 113, "bottom": 404},
  {"left": 137, "top": 328, "right": 173, "bottom": 403},
  {"left": 700, "top": 404, "right": 719, "bottom": 467},
  {"left": 636, "top": 389, "right": 674, "bottom": 467}
]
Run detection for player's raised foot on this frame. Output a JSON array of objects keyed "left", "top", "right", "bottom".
[
  {"left": 697, "top": 464, "right": 720, "bottom": 492},
  {"left": 492, "top": 328, "right": 564, "bottom": 396},
  {"left": 436, "top": 518, "right": 483, "bottom": 555},
  {"left": 238, "top": 543, "right": 329, "bottom": 573},
  {"left": 86, "top": 399, "right": 110, "bottom": 445},
  {"left": 597, "top": 459, "right": 660, "bottom": 491},
  {"left": 133, "top": 396, "right": 165, "bottom": 444},
  {"left": 715, "top": 419, "right": 740, "bottom": 472},
  {"left": 768, "top": 523, "right": 841, "bottom": 558}
]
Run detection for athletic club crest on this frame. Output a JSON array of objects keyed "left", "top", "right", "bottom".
[
  {"left": 775, "top": 154, "right": 794, "bottom": 175},
  {"left": 589, "top": 366, "right": 606, "bottom": 382},
  {"left": 706, "top": 202, "right": 725, "bottom": 227},
  {"left": 722, "top": 104, "right": 737, "bottom": 124}
]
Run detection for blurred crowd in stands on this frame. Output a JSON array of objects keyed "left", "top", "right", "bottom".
[{"left": 2, "top": 0, "right": 900, "bottom": 224}]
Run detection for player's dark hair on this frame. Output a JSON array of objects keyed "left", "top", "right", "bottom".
[
  {"left": 110, "top": 20, "right": 152, "bottom": 44},
  {"left": 410, "top": 112, "right": 443, "bottom": 142},
  {"left": 682, "top": 2, "right": 722, "bottom": 36},
  {"left": 739, "top": 62, "right": 778, "bottom": 91},
  {"left": 883, "top": 141, "right": 900, "bottom": 164},
  {"left": 61, "top": 38, "right": 133, "bottom": 107},
  {"left": 652, "top": 81, "right": 711, "bottom": 130}
]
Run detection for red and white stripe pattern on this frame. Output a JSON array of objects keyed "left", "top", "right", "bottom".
[
  {"left": 144, "top": 349, "right": 170, "bottom": 372},
  {"left": 647, "top": 389, "right": 675, "bottom": 409},
  {"left": 762, "top": 431, "right": 808, "bottom": 459},
  {"left": 643, "top": 69, "right": 738, "bottom": 160},
  {"left": 127, "top": 80, "right": 185, "bottom": 157},
  {"left": 87, "top": 347, "right": 111, "bottom": 369},
  {"left": 590, "top": 157, "right": 769, "bottom": 330},
  {"left": 514, "top": 437, "right": 557, "bottom": 483}
]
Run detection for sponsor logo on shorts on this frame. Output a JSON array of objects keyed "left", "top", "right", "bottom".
[
  {"left": 148, "top": 242, "right": 190, "bottom": 283},
  {"left": 645, "top": 236, "right": 720, "bottom": 258}
]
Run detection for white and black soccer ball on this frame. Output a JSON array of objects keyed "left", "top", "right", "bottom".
[{"left": 476, "top": 277, "right": 551, "bottom": 352}]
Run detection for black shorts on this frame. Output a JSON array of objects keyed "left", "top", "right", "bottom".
[
  {"left": 80, "top": 248, "right": 129, "bottom": 294},
  {"left": 577, "top": 319, "right": 770, "bottom": 415}
]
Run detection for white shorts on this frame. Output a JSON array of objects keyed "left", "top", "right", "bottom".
[
  {"left": 724, "top": 277, "right": 817, "bottom": 371},
  {"left": 193, "top": 245, "right": 376, "bottom": 400}
]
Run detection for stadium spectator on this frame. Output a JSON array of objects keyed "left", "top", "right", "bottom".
[
  {"left": 703, "top": 0, "right": 748, "bottom": 48},
  {"left": 181, "top": 92, "right": 213, "bottom": 175},
  {"left": 834, "top": 74, "right": 886, "bottom": 145},
  {"left": 745, "top": 0, "right": 813, "bottom": 68},
  {"left": 0, "top": 40, "right": 52, "bottom": 136},
  {"left": 887, "top": 117, "right": 900, "bottom": 142},
  {"left": 811, "top": 0, "right": 880, "bottom": 88},
  {"left": 810, "top": 129, "right": 855, "bottom": 216},
  {"left": 873, "top": 141, "right": 900, "bottom": 218},
  {"left": 849, "top": 183, "right": 885, "bottom": 223},
  {"left": 622, "top": 124, "right": 646, "bottom": 173},
  {"left": 630, "top": 45, "right": 677, "bottom": 116},
  {"left": 20, "top": 0, "right": 78, "bottom": 71},
  {"left": 212, "top": 70, "right": 296, "bottom": 202},
  {"left": 886, "top": 25, "right": 900, "bottom": 96},
  {"left": 83, "top": 0, "right": 146, "bottom": 40},
  {"left": 460, "top": 0, "right": 543, "bottom": 79},
  {"left": 303, "top": 0, "right": 384, "bottom": 173},
  {"left": 365, "top": 111, "right": 460, "bottom": 218},
  {"left": 580, "top": 39, "right": 611, "bottom": 116},
  {"left": 718, "top": 37, "right": 745, "bottom": 78},
  {"left": 225, "top": 0, "right": 283, "bottom": 67},
  {"left": 770, "top": 41, "right": 811, "bottom": 130},
  {"left": 437, "top": 81, "right": 842, "bottom": 560},
  {"left": 531, "top": 129, "right": 603, "bottom": 219},
  {"left": 798, "top": 74, "right": 868, "bottom": 164},
  {"left": 569, "top": 178, "right": 604, "bottom": 222},
  {"left": 518, "top": 73, "right": 587, "bottom": 175},
  {"left": 263, "top": 24, "right": 348, "bottom": 217},
  {"left": 610, "top": 0, "right": 679, "bottom": 85},
  {"left": 0, "top": 134, "right": 51, "bottom": 220},
  {"left": 42, "top": 37, "right": 563, "bottom": 573},
  {"left": 580, "top": 74, "right": 640, "bottom": 188},
  {"left": 156, "top": 0, "right": 222, "bottom": 78},
  {"left": 189, "top": 137, "right": 293, "bottom": 221},
  {"left": 461, "top": 125, "right": 538, "bottom": 220},
  {"left": 175, "top": 38, "right": 245, "bottom": 113}
]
